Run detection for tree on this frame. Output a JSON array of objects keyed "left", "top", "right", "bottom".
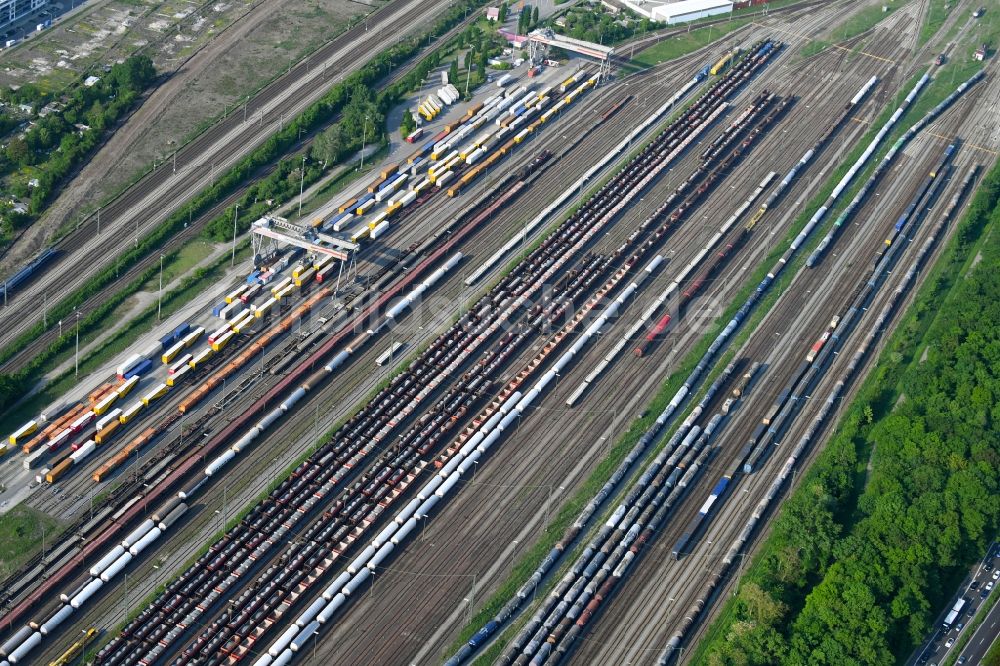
[
  {"left": 86, "top": 100, "right": 108, "bottom": 131},
  {"left": 476, "top": 49, "right": 488, "bottom": 74},
  {"left": 311, "top": 124, "right": 343, "bottom": 168},
  {"left": 449, "top": 59, "right": 459, "bottom": 85},
  {"left": 399, "top": 109, "right": 415, "bottom": 138},
  {"left": 5, "top": 136, "right": 29, "bottom": 165},
  {"left": 531, "top": 5, "right": 539, "bottom": 28},
  {"left": 498, "top": 1, "right": 508, "bottom": 22}
]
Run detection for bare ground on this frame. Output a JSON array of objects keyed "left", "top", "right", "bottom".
[{"left": 1, "top": 0, "right": 371, "bottom": 272}]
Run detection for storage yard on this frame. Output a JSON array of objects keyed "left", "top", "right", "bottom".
[{"left": 1, "top": 0, "right": 998, "bottom": 664}]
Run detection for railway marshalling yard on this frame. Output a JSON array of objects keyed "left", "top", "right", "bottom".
[{"left": 0, "top": 0, "right": 998, "bottom": 664}]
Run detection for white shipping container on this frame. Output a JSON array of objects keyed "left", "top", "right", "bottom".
[{"left": 116, "top": 354, "right": 144, "bottom": 378}]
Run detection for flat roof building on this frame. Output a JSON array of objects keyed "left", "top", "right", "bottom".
[
  {"left": 619, "top": 0, "right": 734, "bottom": 24},
  {"left": 0, "top": 0, "right": 48, "bottom": 32}
]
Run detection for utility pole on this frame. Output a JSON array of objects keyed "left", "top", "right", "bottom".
[
  {"left": 360, "top": 115, "right": 371, "bottom": 171},
  {"left": 74, "top": 311, "right": 80, "bottom": 377},
  {"left": 157, "top": 254, "right": 164, "bottom": 322},
  {"left": 231, "top": 204, "right": 239, "bottom": 267},
  {"left": 298, "top": 156, "right": 306, "bottom": 218}
]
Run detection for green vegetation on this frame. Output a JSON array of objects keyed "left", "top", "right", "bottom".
[
  {"left": 549, "top": 4, "right": 664, "bottom": 46},
  {"left": 0, "top": 55, "right": 157, "bottom": 244},
  {"left": 629, "top": 18, "right": 753, "bottom": 70},
  {"left": 696, "top": 161, "right": 1000, "bottom": 665},
  {"left": 0, "top": 505, "right": 62, "bottom": 578},
  {"left": 800, "top": 2, "right": 906, "bottom": 58},
  {"left": 986, "top": 635, "right": 1000, "bottom": 666},
  {"left": 517, "top": 4, "right": 540, "bottom": 35},
  {"left": 921, "top": 0, "right": 954, "bottom": 45}
]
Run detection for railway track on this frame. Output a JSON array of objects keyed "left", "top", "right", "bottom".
[
  {"left": 1, "top": 50, "right": 702, "bottom": 663},
  {"left": 568, "top": 38, "right": 998, "bottom": 666},
  {"left": 0, "top": 0, "right": 483, "bottom": 374},
  {"left": 1, "top": 1, "right": 960, "bottom": 652},
  {"left": 295, "top": 6, "right": 939, "bottom": 662},
  {"left": 92, "top": 39, "right": 804, "bottom": 664},
  {"left": 5, "top": 39, "right": 780, "bottom": 660},
  {"left": 1, "top": 68, "right": 617, "bottom": 593}
]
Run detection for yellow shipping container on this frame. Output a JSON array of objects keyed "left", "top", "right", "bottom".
[{"left": 211, "top": 330, "right": 234, "bottom": 352}]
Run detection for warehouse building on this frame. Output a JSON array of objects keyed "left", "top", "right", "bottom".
[{"left": 619, "top": 0, "right": 734, "bottom": 24}]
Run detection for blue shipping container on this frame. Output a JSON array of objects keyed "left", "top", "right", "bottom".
[
  {"left": 171, "top": 322, "right": 191, "bottom": 340},
  {"left": 123, "top": 359, "right": 153, "bottom": 380},
  {"left": 212, "top": 302, "right": 227, "bottom": 317},
  {"left": 246, "top": 270, "right": 261, "bottom": 285}
]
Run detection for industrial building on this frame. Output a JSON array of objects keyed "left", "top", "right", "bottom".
[
  {"left": 0, "top": 0, "right": 47, "bottom": 32},
  {"left": 619, "top": 0, "right": 734, "bottom": 24}
]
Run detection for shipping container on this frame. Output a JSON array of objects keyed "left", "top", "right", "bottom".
[
  {"left": 123, "top": 359, "right": 153, "bottom": 380},
  {"left": 161, "top": 340, "right": 186, "bottom": 364},
  {"left": 189, "top": 348, "right": 214, "bottom": 369},
  {"left": 211, "top": 330, "right": 235, "bottom": 352},
  {"left": 231, "top": 315, "right": 255, "bottom": 334},
  {"left": 119, "top": 401, "right": 143, "bottom": 424},
  {"left": 168, "top": 355, "right": 193, "bottom": 375},
  {"left": 95, "top": 408, "right": 123, "bottom": 431},
  {"left": 167, "top": 365, "right": 191, "bottom": 387},
  {"left": 240, "top": 284, "right": 263, "bottom": 303},
  {"left": 255, "top": 298, "right": 277, "bottom": 318},
  {"left": 95, "top": 420, "right": 121, "bottom": 444},
  {"left": 181, "top": 327, "right": 204, "bottom": 348},
  {"left": 225, "top": 285, "right": 249, "bottom": 304},
  {"left": 116, "top": 354, "right": 144, "bottom": 379},
  {"left": 46, "top": 458, "right": 73, "bottom": 484},
  {"left": 294, "top": 266, "right": 317, "bottom": 287},
  {"left": 356, "top": 195, "right": 378, "bottom": 214},
  {"left": 7, "top": 420, "right": 36, "bottom": 446},
  {"left": 141, "top": 383, "right": 168, "bottom": 407},
  {"left": 116, "top": 375, "right": 140, "bottom": 397}
]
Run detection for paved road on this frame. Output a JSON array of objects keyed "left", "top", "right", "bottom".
[
  {"left": 913, "top": 543, "right": 999, "bottom": 665},
  {"left": 956, "top": 595, "right": 1000, "bottom": 665}
]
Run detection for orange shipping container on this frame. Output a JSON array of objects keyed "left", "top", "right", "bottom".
[
  {"left": 88, "top": 383, "right": 116, "bottom": 405},
  {"left": 46, "top": 458, "right": 73, "bottom": 484},
  {"left": 95, "top": 420, "right": 121, "bottom": 445}
]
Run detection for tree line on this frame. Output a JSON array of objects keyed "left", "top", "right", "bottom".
[{"left": 700, "top": 163, "right": 1000, "bottom": 665}]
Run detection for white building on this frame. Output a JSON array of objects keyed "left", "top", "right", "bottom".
[
  {"left": 619, "top": 0, "right": 734, "bottom": 24},
  {"left": 0, "top": 0, "right": 48, "bottom": 32}
]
